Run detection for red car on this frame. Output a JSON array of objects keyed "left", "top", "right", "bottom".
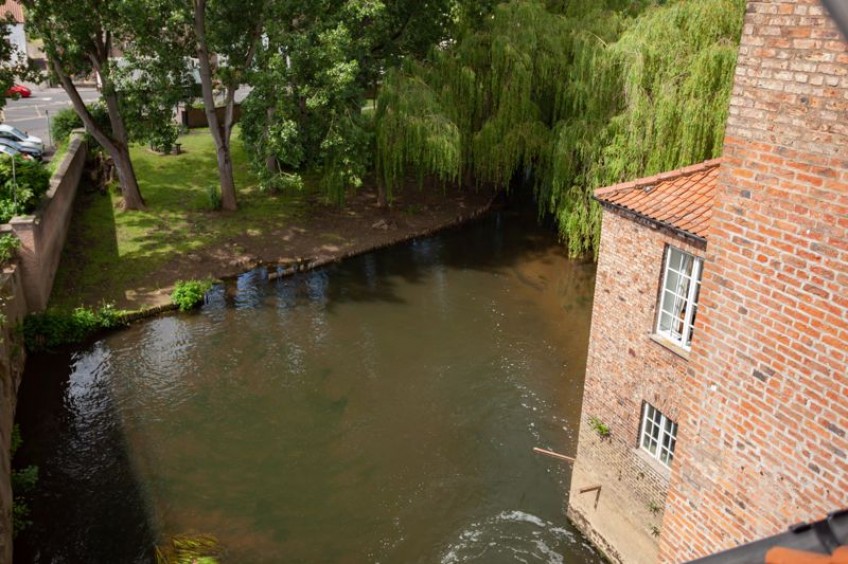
[{"left": 5, "top": 85, "right": 31, "bottom": 98}]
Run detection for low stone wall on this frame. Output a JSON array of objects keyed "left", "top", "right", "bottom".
[
  {"left": 179, "top": 105, "right": 241, "bottom": 129},
  {"left": 0, "top": 266, "right": 30, "bottom": 564},
  {"left": 0, "top": 136, "right": 87, "bottom": 563},
  {"left": 9, "top": 133, "right": 88, "bottom": 312}
]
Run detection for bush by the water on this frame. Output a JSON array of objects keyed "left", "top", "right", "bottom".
[
  {"left": 10, "top": 425, "right": 38, "bottom": 538},
  {"left": 0, "top": 157, "right": 51, "bottom": 223},
  {"left": 0, "top": 233, "right": 20, "bottom": 264},
  {"left": 171, "top": 279, "right": 213, "bottom": 311},
  {"left": 23, "top": 304, "right": 125, "bottom": 352},
  {"left": 50, "top": 103, "right": 112, "bottom": 146}
]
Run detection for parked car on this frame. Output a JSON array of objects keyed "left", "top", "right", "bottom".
[
  {"left": 0, "top": 144, "right": 32, "bottom": 160},
  {"left": 0, "top": 124, "right": 44, "bottom": 152},
  {"left": 4, "top": 84, "right": 31, "bottom": 98},
  {"left": 0, "top": 138, "right": 42, "bottom": 161}
]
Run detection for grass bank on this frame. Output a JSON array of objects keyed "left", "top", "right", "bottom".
[{"left": 50, "top": 128, "right": 306, "bottom": 309}]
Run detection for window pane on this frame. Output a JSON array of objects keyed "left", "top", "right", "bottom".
[
  {"left": 657, "top": 247, "right": 703, "bottom": 348},
  {"left": 640, "top": 403, "right": 678, "bottom": 467}
]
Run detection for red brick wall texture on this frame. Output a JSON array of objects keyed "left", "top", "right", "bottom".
[
  {"left": 567, "top": 210, "right": 705, "bottom": 564},
  {"left": 660, "top": 1, "right": 847, "bottom": 561}
]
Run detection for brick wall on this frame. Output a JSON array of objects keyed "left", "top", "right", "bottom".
[
  {"left": 0, "top": 267, "right": 30, "bottom": 564},
  {"left": 568, "top": 209, "right": 705, "bottom": 564},
  {"left": 660, "top": 1, "right": 848, "bottom": 560},
  {"left": 9, "top": 133, "right": 88, "bottom": 311}
]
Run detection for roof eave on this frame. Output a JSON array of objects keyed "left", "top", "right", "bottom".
[{"left": 593, "top": 196, "right": 708, "bottom": 248}]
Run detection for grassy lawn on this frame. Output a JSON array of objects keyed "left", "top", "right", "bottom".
[{"left": 51, "top": 128, "right": 307, "bottom": 309}]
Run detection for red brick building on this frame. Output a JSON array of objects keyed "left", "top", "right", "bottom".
[{"left": 568, "top": 1, "right": 847, "bottom": 562}]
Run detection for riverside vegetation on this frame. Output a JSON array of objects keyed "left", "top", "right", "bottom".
[{"left": 24, "top": 0, "right": 744, "bottom": 259}]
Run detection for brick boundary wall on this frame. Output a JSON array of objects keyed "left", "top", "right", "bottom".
[
  {"left": 0, "top": 135, "right": 89, "bottom": 562},
  {"left": 0, "top": 267, "right": 30, "bottom": 564},
  {"left": 659, "top": 1, "right": 848, "bottom": 560},
  {"left": 567, "top": 209, "right": 706, "bottom": 564},
  {"left": 8, "top": 132, "right": 88, "bottom": 312}
]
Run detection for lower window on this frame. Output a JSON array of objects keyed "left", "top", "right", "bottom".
[{"left": 640, "top": 403, "right": 678, "bottom": 467}]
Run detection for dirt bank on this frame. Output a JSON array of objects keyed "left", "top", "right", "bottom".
[{"left": 70, "top": 184, "right": 496, "bottom": 311}]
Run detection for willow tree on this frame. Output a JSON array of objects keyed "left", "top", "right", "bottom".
[
  {"left": 375, "top": 0, "right": 746, "bottom": 257},
  {"left": 240, "top": 0, "right": 497, "bottom": 204},
  {"left": 547, "top": 0, "right": 745, "bottom": 256}
]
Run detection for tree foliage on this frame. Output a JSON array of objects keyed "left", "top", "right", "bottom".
[
  {"left": 375, "top": 0, "right": 745, "bottom": 256},
  {"left": 23, "top": 0, "right": 143, "bottom": 208},
  {"left": 0, "top": 15, "right": 38, "bottom": 110},
  {"left": 240, "top": 0, "right": 497, "bottom": 203}
]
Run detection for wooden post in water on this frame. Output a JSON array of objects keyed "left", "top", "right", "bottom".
[{"left": 532, "top": 447, "right": 576, "bottom": 463}]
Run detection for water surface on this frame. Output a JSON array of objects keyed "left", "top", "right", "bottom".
[{"left": 16, "top": 208, "right": 598, "bottom": 563}]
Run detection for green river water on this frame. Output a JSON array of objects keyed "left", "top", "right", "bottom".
[{"left": 15, "top": 207, "right": 599, "bottom": 563}]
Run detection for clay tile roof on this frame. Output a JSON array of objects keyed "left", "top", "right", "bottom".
[
  {"left": 594, "top": 158, "right": 722, "bottom": 240},
  {"left": 0, "top": 1, "right": 23, "bottom": 23}
]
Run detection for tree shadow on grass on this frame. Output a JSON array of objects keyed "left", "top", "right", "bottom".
[{"left": 49, "top": 181, "right": 174, "bottom": 309}]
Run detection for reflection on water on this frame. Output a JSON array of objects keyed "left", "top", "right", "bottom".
[{"left": 15, "top": 208, "right": 599, "bottom": 563}]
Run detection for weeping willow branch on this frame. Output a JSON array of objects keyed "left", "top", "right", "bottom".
[{"left": 375, "top": 0, "right": 745, "bottom": 257}]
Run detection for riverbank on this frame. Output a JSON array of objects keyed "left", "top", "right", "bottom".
[
  {"left": 52, "top": 178, "right": 496, "bottom": 311},
  {"left": 49, "top": 129, "right": 496, "bottom": 311}
]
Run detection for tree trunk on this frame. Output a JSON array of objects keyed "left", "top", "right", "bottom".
[
  {"left": 377, "top": 182, "right": 388, "bottom": 209},
  {"left": 194, "top": 0, "right": 237, "bottom": 211},
  {"left": 112, "top": 143, "right": 145, "bottom": 209},
  {"left": 51, "top": 57, "right": 146, "bottom": 210},
  {"left": 265, "top": 106, "right": 279, "bottom": 177}
]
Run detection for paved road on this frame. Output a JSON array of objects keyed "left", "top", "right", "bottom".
[
  {"left": 3, "top": 84, "right": 252, "bottom": 150},
  {"left": 4, "top": 86, "right": 101, "bottom": 148}
]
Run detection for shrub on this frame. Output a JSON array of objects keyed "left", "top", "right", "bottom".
[
  {"left": 0, "top": 156, "right": 51, "bottom": 223},
  {"left": 23, "top": 304, "right": 128, "bottom": 352},
  {"left": 588, "top": 416, "right": 611, "bottom": 438},
  {"left": 0, "top": 233, "right": 19, "bottom": 264},
  {"left": 10, "top": 425, "right": 38, "bottom": 538},
  {"left": 50, "top": 103, "right": 112, "bottom": 147},
  {"left": 148, "top": 123, "right": 181, "bottom": 154},
  {"left": 206, "top": 184, "right": 221, "bottom": 211},
  {"left": 171, "top": 280, "right": 213, "bottom": 312}
]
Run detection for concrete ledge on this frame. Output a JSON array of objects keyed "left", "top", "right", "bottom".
[{"left": 568, "top": 455, "right": 661, "bottom": 564}]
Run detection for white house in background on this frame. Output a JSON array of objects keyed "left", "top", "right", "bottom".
[{"left": 0, "top": 1, "right": 26, "bottom": 65}]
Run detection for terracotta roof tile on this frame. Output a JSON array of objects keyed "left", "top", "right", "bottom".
[
  {"left": 594, "top": 158, "right": 721, "bottom": 240},
  {"left": 0, "top": 1, "right": 23, "bottom": 23}
]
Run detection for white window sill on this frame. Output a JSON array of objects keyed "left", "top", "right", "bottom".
[
  {"left": 633, "top": 446, "right": 672, "bottom": 482},
  {"left": 649, "top": 334, "right": 691, "bottom": 361}
]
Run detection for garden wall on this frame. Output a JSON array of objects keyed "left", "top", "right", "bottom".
[
  {"left": 179, "top": 104, "right": 242, "bottom": 129},
  {"left": 0, "top": 133, "right": 88, "bottom": 563},
  {"left": 8, "top": 133, "right": 88, "bottom": 312},
  {"left": 0, "top": 266, "right": 30, "bottom": 564}
]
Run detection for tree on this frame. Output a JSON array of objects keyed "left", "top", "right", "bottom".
[
  {"left": 0, "top": 13, "right": 37, "bottom": 117},
  {"left": 240, "top": 0, "right": 497, "bottom": 205},
  {"left": 374, "top": 0, "right": 745, "bottom": 256},
  {"left": 22, "top": 0, "right": 147, "bottom": 210},
  {"left": 189, "top": 0, "right": 266, "bottom": 211}
]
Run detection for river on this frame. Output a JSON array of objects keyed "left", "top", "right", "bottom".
[{"left": 14, "top": 206, "right": 599, "bottom": 563}]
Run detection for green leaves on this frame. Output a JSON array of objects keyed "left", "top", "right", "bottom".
[
  {"left": 375, "top": 0, "right": 745, "bottom": 257},
  {"left": 23, "top": 304, "right": 127, "bottom": 352},
  {"left": 0, "top": 157, "right": 51, "bottom": 223},
  {"left": 171, "top": 279, "right": 214, "bottom": 312}
]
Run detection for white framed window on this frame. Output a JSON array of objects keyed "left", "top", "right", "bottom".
[
  {"left": 640, "top": 403, "right": 678, "bottom": 467},
  {"left": 656, "top": 246, "right": 703, "bottom": 349}
]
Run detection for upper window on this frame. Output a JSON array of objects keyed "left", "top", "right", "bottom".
[
  {"left": 640, "top": 403, "right": 678, "bottom": 467},
  {"left": 656, "top": 247, "right": 703, "bottom": 349}
]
